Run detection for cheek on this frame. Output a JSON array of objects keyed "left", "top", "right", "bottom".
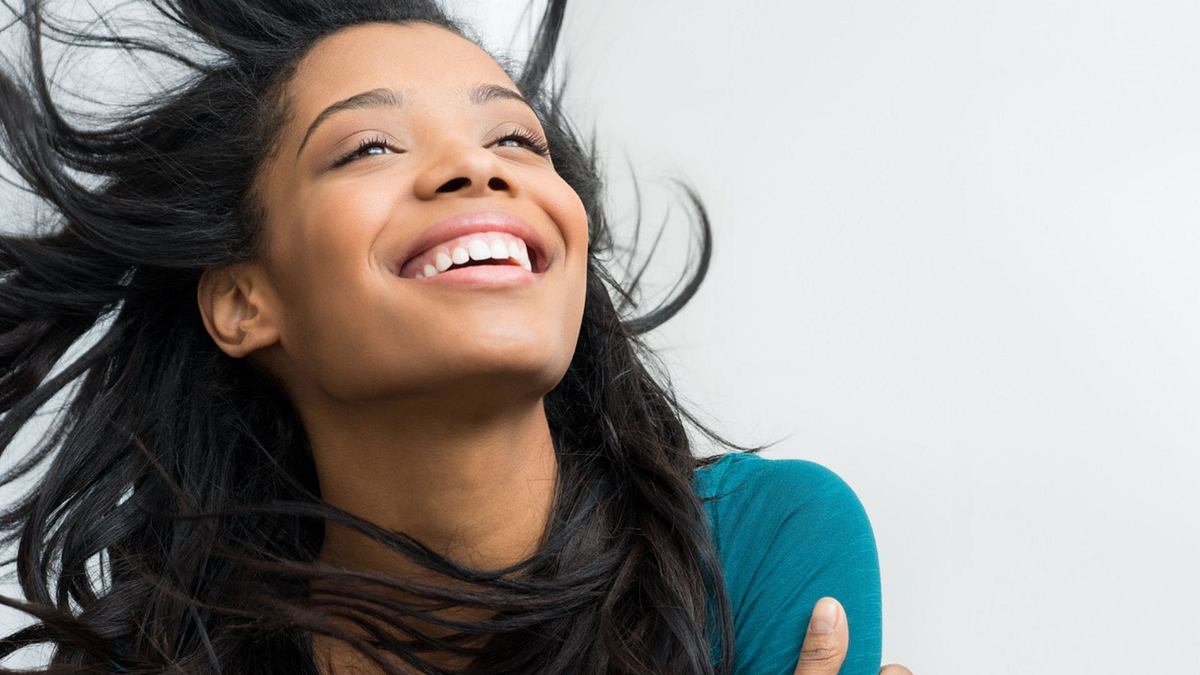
[
  {"left": 540, "top": 174, "right": 590, "bottom": 255},
  {"left": 301, "top": 177, "right": 399, "bottom": 251},
  {"left": 280, "top": 177, "right": 398, "bottom": 290},
  {"left": 547, "top": 180, "right": 589, "bottom": 367},
  {"left": 266, "top": 178, "right": 400, "bottom": 360}
]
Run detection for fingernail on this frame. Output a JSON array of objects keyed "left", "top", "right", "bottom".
[{"left": 809, "top": 597, "right": 839, "bottom": 634}]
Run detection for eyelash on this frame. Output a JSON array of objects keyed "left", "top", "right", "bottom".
[
  {"left": 494, "top": 127, "right": 551, "bottom": 157},
  {"left": 332, "top": 128, "right": 551, "bottom": 167},
  {"left": 332, "top": 135, "right": 394, "bottom": 167}
]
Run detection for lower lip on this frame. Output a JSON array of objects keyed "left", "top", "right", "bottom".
[{"left": 405, "top": 264, "right": 541, "bottom": 287}]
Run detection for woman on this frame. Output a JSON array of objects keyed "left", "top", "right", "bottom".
[{"left": 0, "top": 1, "right": 907, "bottom": 672}]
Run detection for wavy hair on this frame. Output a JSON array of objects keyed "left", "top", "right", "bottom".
[{"left": 0, "top": 1, "right": 770, "bottom": 672}]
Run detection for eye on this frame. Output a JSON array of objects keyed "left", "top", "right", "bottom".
[
  {"left": 491, "top": 127, "right": 551, "bottom": 157},
  {"left": 333, "top": 135, "right": 400, "bottom": 167}
]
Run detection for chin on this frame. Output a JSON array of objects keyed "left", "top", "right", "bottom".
[{"left": 467, "top": 350, "right": 571, "bottom": 394}]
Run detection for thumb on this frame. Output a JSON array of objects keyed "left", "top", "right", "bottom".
[{"left": 793, "top": 596, "right": 849, "bottom": 675}]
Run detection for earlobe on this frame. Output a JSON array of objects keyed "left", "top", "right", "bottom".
[{"left": 196, "top": 264, "right": 281, "bottom": 359}]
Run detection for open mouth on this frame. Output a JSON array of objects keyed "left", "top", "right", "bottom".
[{"left": 396, "top": 231, "right": 544, "bottom": 279}]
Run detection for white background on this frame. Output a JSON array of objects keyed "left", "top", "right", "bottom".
[
  {"left": 3, "top": 1, "right": 1199, "bottom": 673},
  {"left": 544, "top": 1, "right": 1200, "bottom": 673}
]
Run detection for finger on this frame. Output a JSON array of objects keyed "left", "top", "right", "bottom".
[
  {"left": 793, "top": 596, "right": 849, "bottom": 675},
  {"left": 880, "top": 665, "right": 913, "bottom": 675}
]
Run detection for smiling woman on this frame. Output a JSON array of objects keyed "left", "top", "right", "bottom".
[{"left": 0, "top": 1, "right": 883, "bottom": 674}]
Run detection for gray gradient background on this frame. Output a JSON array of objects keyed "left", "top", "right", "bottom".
[{"left": 2, "top": 1, "right": 1198, "bottom": 672}]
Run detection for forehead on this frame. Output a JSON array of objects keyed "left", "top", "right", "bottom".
[{"left": 285, "top": 21, "right": 516, "bottom": 116}]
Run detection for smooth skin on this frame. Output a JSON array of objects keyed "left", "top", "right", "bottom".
[{"left": 195, "top": 20, "right": 911, "bottom": 675}]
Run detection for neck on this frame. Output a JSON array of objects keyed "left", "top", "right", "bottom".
[
  {"left": 293, "top": 384, "right": 560, "bottom": 673},
  {"left": 303, "top": 390, "right": 559, "bottom": 578}
]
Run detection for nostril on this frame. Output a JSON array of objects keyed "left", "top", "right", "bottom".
[
  {"left": 487, "top": 177, "right": 508, "bottom": 191},
  {"left": 436, "top": 177, "right": 470, "bottom": 193}
]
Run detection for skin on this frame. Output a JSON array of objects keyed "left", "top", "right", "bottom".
[
  {"left": 195, "top": 20, "right": 911, "bottom": 675},
  {"left": 793, "top": 597, "right": 913, "bottom": 675}
]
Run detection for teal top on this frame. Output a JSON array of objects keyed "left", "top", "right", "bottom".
[{"left": 694, "top": 452, "right": 883, "bottom": 674}]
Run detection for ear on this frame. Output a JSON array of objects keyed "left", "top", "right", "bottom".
[{"left": 196, "top": 262, "right": 282, "bottom": 359}]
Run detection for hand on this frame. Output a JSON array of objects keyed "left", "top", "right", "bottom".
[{"left": 792, "top": 596, "right": 912, "bottom": 675}]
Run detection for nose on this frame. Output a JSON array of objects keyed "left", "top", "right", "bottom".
[{"left": 412, "top": 142, "right": 517, "bottom": 201}]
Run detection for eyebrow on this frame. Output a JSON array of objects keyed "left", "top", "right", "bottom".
[{"left": 295, "top": 83, "right": 533, "bottom": 158}]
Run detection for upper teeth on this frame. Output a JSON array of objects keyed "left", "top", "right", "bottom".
[{"left": 408, "top": 231, "right": 533, "bottom": 279}]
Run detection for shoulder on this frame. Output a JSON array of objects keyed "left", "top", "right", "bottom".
[
  {"left": 696, "top": 452, "right": 873, "bottom": 542},
  {"left": 695, "top": 452, "right": 882, "bottom": 674}
]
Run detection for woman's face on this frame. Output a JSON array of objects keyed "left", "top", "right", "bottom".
[{"left": 247, "top": 21, "right": 588, "bottom": 407}]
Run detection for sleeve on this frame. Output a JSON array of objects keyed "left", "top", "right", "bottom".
[{"left": 715, "top": 457, "right": 882, "bottom": 675}]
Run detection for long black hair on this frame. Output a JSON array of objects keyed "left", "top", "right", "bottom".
[{"left": 0, "top": 1, "right": 773, "bottom": 672}]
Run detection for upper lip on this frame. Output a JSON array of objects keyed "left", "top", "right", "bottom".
[{"left": 392, "top": 209, "right": 549, "bottom": 276}]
